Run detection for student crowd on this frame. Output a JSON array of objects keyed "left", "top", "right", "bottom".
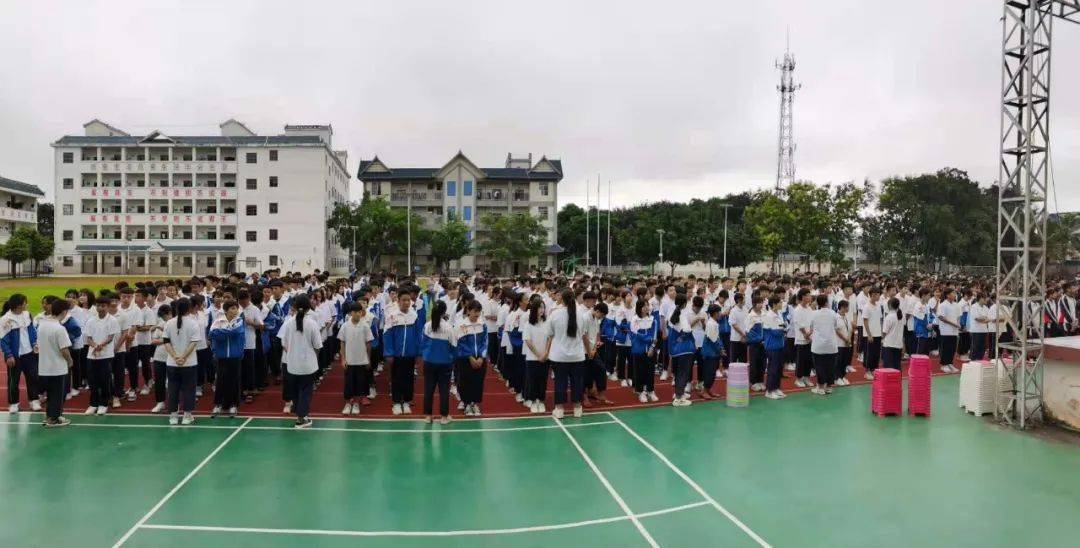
[{"left": 3, "top": 268, "right": 1078, "bottom": 428}]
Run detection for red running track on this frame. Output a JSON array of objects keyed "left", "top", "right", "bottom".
[{"left": 2, "top": 354, "right": 960, "bottom": 419}]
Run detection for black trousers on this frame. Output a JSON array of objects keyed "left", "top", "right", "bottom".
[
  {"left": 254, "top": 337, "right": 268, "bottom": 389},
  {"left": 153, "top": 361, "right": 167, "bottom": 403},
  {"left": 916, "top": 337, "right": 932, "bottom": 356},
  {"left": 882, "top": 347, "right": 902, "bottom": 372},
  {"left": 795, "top": 343, "right": 812, "bottom": 377},
  {"left": 166, "top": 366, "right": 197, "bottom": 413},
  {"left": 836, "top": 347, "right": 853, "bottom": 380},
  {"left": 765, "top": 348, "right": 783, "bottom": 391},
  {"left": 633, "top": 353, "right": 655, "bottom": 393},
  {"left": 72, "top": 347, "right": 88, "bottom": 388},
  {"left": 672, "top": 354, "right": 694, "bottom": 398},
  {"left": 293, "top": 372, "right": 315, "bottom": 418},
  {"left": 812, "top": 352, "right": 836, "bottom": 385},
  {"left": 196, "top": 348, "right": 214, "bottom": 386},
  {"left": 701, "top": 356, "right": 720, "bottom": 392},
  {"left": 214, "top": 357, "right": 242, "bottom": 408},
  {"left": 939, "top": 335, "right": 958, "bottom": 367},
  {"left": 241, "top": 349, "right": 255, "bottom": 392},
  {"left": 487, "top": 333, "right": 500, "bottom": 363},
  {"left": 138, "top": 344, "right": 153, "bottom": 387},
  {"left": 507, "top": 346, "right": 525, "bottom": 394},
  {"left": 390, "top": 355, "right": 416, "bottom": 404},
  {"left": 125, "top": 349, "right": 140, "bottom": 390},
  {"left": 904, "top": 328, "right": 917, "bottom": 356},
  {"left": 111, "top": 351, "right": 128, "bottom": 397},
  {"left": 282, "top": 369, "right": 296, "bottom": 403},
  {"left": 748, "top": 343, "right": 765, "bottom": 385},
  {"left": 41, "top": 374, "right": 66, "bottom": 419},
  {"left": 958, "top": 331, "right": 971, "bottom": 356},
  {"left": 730, "top": 340, "right": 748, "bottom": 364},
  {"left": 7, "top": 353, "right": 38, "bottom": 405},
  {"left": 720, "top": 332, "right": 731, "bottom": 367},
  {"left": 970, "top": 332, "right": 987, "bottom": 361},
  {"left": 525, "top": 359, "right": 549, "bottom": 403},
  {"left": 87, "top": 358, "right": 111, "bottom": 407},
  {"left": 344, "top": 364, "right": 370, "bottom": 399},
  {"left": 587, "top": 354, "right": 606, "bottom": 394},
  {"left": 422, "top": 362, "right": 452, "bottom": 416},
  {"left": 551, "top": 361, "right": 585, "bottom": 405},
  {"left": 601, "top": 341, "right": 615, "bottom": 374},
  {"left": 459, "top": 358, "right": 487, "bottom": 405},
  {"left": 615, "top": 345, "right": 630, "bottom": 380},
  {"left": 864, "top": 337, "right": 882, "bottom": 371},
  {"left": 269, "top": 338, "right": 283, "bottom": 378}
]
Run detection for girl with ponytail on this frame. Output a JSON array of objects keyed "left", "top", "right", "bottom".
[
  {"left": 421, "top": 300, "right": 455, "bottom": 423},
  {"left": 278, "top": 294, "right": 322, "bottom": 428},
  {"left": 163, "top": 298, "right": 200, "bottom": 425},
  {"left": 547, "top": 289, "right": 590, "bottom": 418}
]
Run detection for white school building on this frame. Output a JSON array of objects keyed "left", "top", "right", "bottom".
[
  {"left": 51, "top": 119, "right": 350, "bottom": 276},
  {"left": 0, "top": 175, "right": 45, "bottom": 275}
]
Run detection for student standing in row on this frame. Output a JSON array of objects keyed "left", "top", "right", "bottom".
[
  {"left": 421, "top": 300, "right": 456, "bottom": 424},
  {"left": 792, "top": 289, "right": 814, "bottom": 387},
  {"left": 968, "top": 294, "right": 991, "bottom": 361},
  {"left": 763, "top": 296, "right": 787, "bottom": 399},
  {"left": 278, "top": 294, "right": 321, "bottom": 428},
  {"left": 810, "top": 294, "right": 838, "bottom": 395},
  {"left": 630, "top": 299, "right": 659, "bottom": 403},
  {"left": 209, "top": 301, "right": 245, "bottom": 418},
  {"left": 37, "top": 299, "right": 74, "bottom": 427},
  {"left": 881, "top": 298, "right": 904, "bottom": 372},
  {"left": 700, "top": 304, "right": 723, "bottom": 400},
  {"left": 383, "top": 291, "right": 420, "bottom": 415},
  {"left": 83, "top": 295, "right": 120, "bottom": 415},
  {"left": 938, "top": 289, "right": 961, "bottom": 373},
  {"left": 2, "top": 294, "right": 40, "bottom": 413},
  {"left": 668, "top": 294, "right": 696, "bottom": 407},
  {"left": 834, "top": 300, "right": 853, "bottom": 386},
  {"left": 549, "top": 290, "right": 590, "bottom": 418},
  {"left": 745, "top": 297, "right": 766, "bottom": 393},
  {"left": 861, "top": 288, "right": 883, "bottom": 380},
  {"left": 149, "top": 305, "right": 172, "bottom": 413},
  {"left": 163, "top": 298, "right": 201, "bottom": 426},
  {"left": 522, "top": 299, "right": 551, "bottom": 414},
  {"left": 455, "top": 301, "right": 489, "bottom": 416},
  {"left": 338, "top": 303, "right": 374, "bottom": 415}
]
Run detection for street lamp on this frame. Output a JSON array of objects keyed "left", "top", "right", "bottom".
[
  {"left": 718, "top": 203, "right": 732, "bottom": 273},
  {"left": 656, "top": 228, "right": 665, "bottom": 272}
]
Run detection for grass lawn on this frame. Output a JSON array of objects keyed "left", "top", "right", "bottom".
[{"left": 0, "top": 276, "right": 171, "bottom": 315}]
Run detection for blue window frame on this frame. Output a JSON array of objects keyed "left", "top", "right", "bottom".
[
  {"left": 463, "top": 206, "right": 472, "bottom": 221},
  {"left": 447, "top": 180, "right": 456, "bottom": 196},
  {"left": 463, "top": 180, "right": 473, "bottom": 196}
]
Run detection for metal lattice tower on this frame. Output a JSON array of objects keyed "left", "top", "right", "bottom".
[
  {"left": 995, "top": 0, "right": 1079, "bottom": 428},
  {"left": 774, "top": 34, "right": 801, "bottom": 192}
]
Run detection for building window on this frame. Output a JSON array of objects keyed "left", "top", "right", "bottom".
[
  {"left": 62, "top": 230, "right": 73, "bottom": 241},
  {"left": 62, "top": 178, "right": 73, "bottom": 189},
  {"left": 246, "top": 205, "right": 257, "bottom": 216},
  {"left": 136, "top": 257, "right": 146, "bottom": 268},
  {"left": 463, "top": 206, "right": 472, "bottom": 221},
  {"left": 447, "top": 180, "right": 456, "bottom": 196},
  {"left": 448, "top": 206, "right": 455, "bottom": 220},
  {"left": 207, "top": 257, "right": 216, "bottom": 268},
  {"left": 135, "top": 230, "right": 145, "bottom": 239},
  {"left": 269, "top": 229, "right": 278, "bottom": 240},
  {"left": 245, "top": 152, "right": 257, "bottom": 164},
  {"left": 246, "top": 178, "right": 257, "bottom": 190},
  {"left": 269, "top": 176, "right": 278, "bottom": 188},
  {"left": 160, "top": 257, "right": 168, "bottom": 268},
  {"left": 463, "top": 180, "right": 473, "bottom": 196},
  {"left": 246, "top": 231, "right": 257, "bottom": 242},
  {"left": 538, "top": 206, "right": 549, "bottom": 218},
  {"left": 269, "top": 202, "right": 278, "bottom": 214},
  {"left": 62, "top": 256, "right": 73, "bottom": 267},
  {"left": 269, "top": 255, "right": 278, "bottom": 266},
  {"left": 62, "top": 204, "right": 73, "bottom": 216},
  {"left": 183, "top": 257, "right": 192, "bottom": 267},
  {"left": 269, "top": 150, "right": 278, "bottom": 161},
  {"left": 62, "top": 152, "right": 73, "bottom": 163},
  {"left": 540, "top": 183, "right": 549, "bottom": 197}
]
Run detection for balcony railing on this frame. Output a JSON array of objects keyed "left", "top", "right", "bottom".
[
  {"left": 80, "top": 160, "right": 237, "bottom": 174},
  {"left": 0, "top": 206, "right": 37, "bottom": 224},
  {"left": 81, "top": 212, "right": 237, "bottom": 226},
  {"left": 78, "top": 187, "right": 236, "bottom": 200},
  {"left": 390, "top": 191, "right": 442, "bottom": 203}
]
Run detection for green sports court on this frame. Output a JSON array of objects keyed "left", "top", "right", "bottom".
[{"left": 2, "top": 375, "right": 1077, "bottom": 548}]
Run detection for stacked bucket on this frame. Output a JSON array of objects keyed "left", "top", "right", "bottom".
[
  {"left": 871, "top": 368, "right": 903, "bottom": 416},
  {"left": 907, "top": 354, "right": 932, "bottom": 416},
  {"left": 959, "top": 360, "right": 997, "bottom": 415},
  {"left": 726, "top": 362, "right": 749, "bottom": 407}
]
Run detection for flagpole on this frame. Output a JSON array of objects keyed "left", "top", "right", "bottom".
[
  {"left": 607, "top": 180, "right": 612, "bottom": 268},
  {"left": 585, "top": 177, "right": 590, "bottom": 268}
]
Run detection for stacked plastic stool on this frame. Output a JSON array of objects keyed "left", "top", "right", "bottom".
[
  {"left": 871, "top": 368, "right": 902, "bottom": 416},
  {"left": 726, "top": 362, "right": 749, "bottom": 408},
  {"left": 907, "top": 354, "right": 932, "bottom": 416},
  {"left": 960, "top": 360, "right": 997, "bottom": 415}
]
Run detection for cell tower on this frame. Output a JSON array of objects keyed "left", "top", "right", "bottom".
[{"left": 774, "top": 33, "right": 801, "bottom": 192}]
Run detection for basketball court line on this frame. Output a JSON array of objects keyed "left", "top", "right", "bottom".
[
  {"left": 135, "top": 501, "right": 710, "bottom": 539},
  {"left": 605, "top": 411, "right": 771, "bottom": 547},
  {"left": 111, "top": 417, "right": 252, "bottom": 548},
  {"left": 553, "top": 416, "right": 658, "bottom": 547}
]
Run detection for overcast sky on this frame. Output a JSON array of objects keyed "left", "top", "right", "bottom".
[{"left": 1, "top": 0, "right": 1077, "bottom": 212}]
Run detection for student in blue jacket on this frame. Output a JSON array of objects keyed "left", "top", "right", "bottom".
[
  {"left": 421, "top": 300, "right": 455, "bottom": 424},
  {"left": 383, "top": 289, "right": 421, "bottom": 415},
  {"left": 701, "top": 304, "right": 724, "bottom": 400},
  {"left": 629, "top": 299, "right": 659, "bottom": 403},
  {"left": 763, "top": 296, "right": 788, "bottom": 400},
  {"left": 2, "top": 294, "right": 39, "bottom": 413},
  {"left": 455, "top": 300, "right": 489, "bottom": 416},
  {"left": 209, "top": 300, "right": 246, "bottom": 418}
]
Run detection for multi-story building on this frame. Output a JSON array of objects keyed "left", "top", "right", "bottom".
[
  {"left": 0, "top": 175, "right": 44, "bottom": 275},
  {"left": 357, "top": 152, "right": 562, "bottom": 274},
  {"left": 52, "top": 119, "right": 350, "bottom": 276}
]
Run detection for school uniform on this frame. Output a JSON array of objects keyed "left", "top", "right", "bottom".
[
  {"left": 834, "top": 312, "right": 853, "bottom": 382},
  {"left": 938, "top": 300, "right": 960, "bottom": 367},
  {"left": 968, "top": 303, "right": 990, "bottom": 361},
  {"left": 913, "top": 302, "right": 933, "bottom": 355},
  {"left": 548, "top": 306, "right": 591, "bottom": 406},
  {"left": 614, "top": 305, "right": 632, "bottom": 382},
  {"left": 421, "top": 320, "right": 456, "bottom": 417},
  {"left": 454, "top": 319, "right": 489, "bottom": 409},
  {"left": 521, "top": 318, "right": 552, "bottom": 405},
  {"left": 762, "top": 310, "right": 786, "bottom": 393},
  {"left": 745, "top": 310, "right": 765, "bottom": 387},
  {"left": 150, "top": 320, "right": 168, "bottom": 405},
  {"left": 503, "top": 308, "right": 527, "bottom": 397},
  {"left": 36, "top": 317, "right": 72, "bottom": 421},
  {"left": 278, "top": 314, "right": 323, "bottom": 420},
  {"left": 862, "top": 301, "right": 883, "bottom": 372},
  {"left": 113, "top": 308, "right": 137, "bottom": 399},
  {"left": 629, "top": 315, "right": 657, "bottom": 396},
  {"left": 382, "top": 306, "right": 421, "bottom": 406},
  {"left": 584, "top": 311, "right": 606, "bottom": 397},
  {"left": 792, "top": 304, "right": 813, "bottom": 379},
  {"left": 163, "top": 315, "right": 202, "bottom": 414},
  {"left": 810, "top": 307, "right": 839, "bottom": 385},
  {"left": 701, "top": 317, "right": 723, "bottom": 392},
  {"left": 240, "top": 303, "right": 261, "bottom": 394},
  {"left": 668, "top": 311, "right": 696, "bottom": 400},
  {"left": 83, "top": 313, "right": 120, "bottom": 410},
  {"left": 210, "top": 315, "right": 245, "bottom": 411},
  {"left": 339, "top": 316, "right": 374, "bottom": 402},
  {"left": 69, "top": 306, "right": 90, "bottom": 390},
  {"left": 881, "top": 312, "right": 904, "bottom": 372},
  {"left": 728, "top": 306, "right": 748, "bottom": 364},
  {"left": 600, "top": 304, "right": 618, "bottom": 379}
]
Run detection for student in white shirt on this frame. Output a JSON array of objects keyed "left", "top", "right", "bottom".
[
  {"left": 792, "top": 289, "right": 814, "bottom": 387},
  {"left": 522, "top": 299, "right": 552, "bottom": 414},
  {"left": 728, "top": 293, "right": 748, "bottom": 363},
  {"left": 37, "top": 299, "right": 74, "bottom": 427},
  {"left": 968, "top": 294, "right": 991, "bottom": 361},
  {"left": 149, "top": 305, "right": 173, "bottom": 414},
  {"left": 937, "top": 289, "right": 961, "bottom": 372},
  {"left": 163, "top": 298, "right": 202, "bottom": 425},
  {"left": 278, "top": 294, "right": 322, "bottom": 428},
  {"left": 861, "top": 287, "right": 884, "bottom": 380},
  {"left": 83, "top": 295, "right": 121, "bottom": 415},
  {"left": 809, "top": 295, "right": 839, "bottom": 395},
  {"left": 548, "top": 290, "right": 591, "bottom": 419},
  {"left": 338, "top": 303, "right": 374, "bottom": 415},
  {"left": 881, "top": 298, "right": 905, "bottom": 373}
]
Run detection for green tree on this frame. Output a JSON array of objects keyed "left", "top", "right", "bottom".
[
  {"left": 328, "top": 198, "right": 428, "bottom": 271},
  {"left": 37, "top": 202, "right": 54, "bottom": 239},
  {"left": 477, "top": 213, "right": 547, "bottom": 273},
  {"left": 24, "top": 229, "right": 54, "bottom": 276},
  {"left": 1048, "top": 213, "right": 1080, "bottom": 263},
  {"left": 429, "top": 219, "right": 471, "bottom": 273},
  {"left": 0, "top": 231, "right": 31, "bottom": 278}
]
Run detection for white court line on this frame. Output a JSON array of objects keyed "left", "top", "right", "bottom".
[
  {"left": 605, "top": 412, "right": 771, "bottom": 548},
  {"left": 136, "top": 501, "right": 710, "bottom": 538},
  {"left": 0, "top": 418, "right": 614, "bottom": 434},
  {"left": 112, "top": 417, "right": 252, "bottom": 548},
  {"left": 553, "top": 417, "right": 658, "bottom": 547}
]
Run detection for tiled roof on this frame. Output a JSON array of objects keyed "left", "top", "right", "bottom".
[
  {"left": 357, "top": 160, "right": 562, "bottom": 182},
  {"left": 0, "top": 175, "right": 45, "bottom": 197},
  {"left": 52, "top": 135, "right": 325, "bottom": 147}
]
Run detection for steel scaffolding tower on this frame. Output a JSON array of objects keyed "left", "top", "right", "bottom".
[
  {"left": 774, "top": 36, "right": 801, "bottom": 192},
  {"left": 995, "top": 0, "right": 1079, "bottom": 428}
]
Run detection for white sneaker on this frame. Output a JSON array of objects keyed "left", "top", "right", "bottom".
[
  {"left": 523, "top": 399, "right": 533, "bottom": 409},
  {"left": 785, "top": 363, "right": 796, "bottom": 371},
  {"left": 765, "top": 391, "right": 781, "bottom": 400},
  {"left": 68, "top": 389, "right": 80, "bottom": 398},
  {"left": 30, "top": 400, "right": 42, "bottom": 411},
  {"left": 683, "top": 397, "right": 693, "bottom": 406},
  {"left": 638, "top": 392, "right": 648, "bottom": 403},
  {"left": 195, "top": 386, "right": 203, "bottom": 397},
  {"left": 7, "top": 403, "right": 18, "bottom": 413},
  {"left": 473, "top": 405, "right": 482, "bottom": 416},
  {"left": 282, "top": 403, "right": 292, "bottom": 414},
  {"left": 342, "top": 404, "right": 352, "bottom": 415},
  {"left": 212, "top": 405, "right": 222, "bottom": 416},
  {"left": 537, "top": 402, "right": 545, "bottom": 413},
  {"left": 960, "top": 355, "right": 971, "bottom": 362},
  {"left": 392, "top": 403, "right": 402, "bottom": 415},
  {"left": 112, "top": 397, "right": 121, "bottom": 408},
  {"left": 530, "top": 401, "right": 541, "bottom": 414},
  {"left": 168, "top": 413, "right": 180, "bottom": 425},
  {"left": 457, "top": 401, "right": 465, "bottom": 410},
  {"left": 776, "top": 390, "right": 787, "bottom": 398},
  {"left": 552, "top": 406, "right": 565, "bottom": 419},
  {"left": 368, "top": 387, "right": 377, "bottom": 399},
  {"left": 181, "top": 413, "right": 195, "bottom": 425},
  {"left": 846, "top": 365, "right": 856, "bottom": 373},
  {"left": 864, "top": 372, "right": 875, "bottom": 380},
  {"left": 403, "top": 403, "right": 412, "bottom": 414},
  {"left": 811, "top": 387, "right": 826, "bottom": 395},
  {"left": 810, "top": 370, "right": 816, "bottom": 377},
  {"left": 648, "top": 391, "right": 659, "bottom": 402},
  {"left": 608, "top": 372, "right": 618, "bottom": 381},
  {"left": 126, "top": 389, "right": 137, "bottom": 402},
  {"left": 151, "top": 402, "right": 165, "bottom": 413},
  {"left": 450, "top": 385, "right": 459, "bottom": 398},
  {"left": 659, "top": 371, "right": 669, "bottom": 381},
  {"left": 573, "top": 405, "right": 583, "bottom": 418},
  {"left": 228, "top": 406, "right": 238, "bottom": 417},
  {"left": 515, "top": 393, "right": 524, "bottom": 403},
  {"left": 84, "top": 406, "right": 96, "bottom": 415},
  {"left": 671, "top": 399, "right": 682, "bottom": 407},
  {"left": 139, "top": 386, "right": 150, "bottom": 396},
  {"left": 352, "top": 403, "right": 361, "bottom": 415},
  {"left": 620, "top": 379, "right": 630, "bottom": 388},
  {"left": 96, "top": 406, "right": 108, "bottom": 415},
  {"left": 794, "top": 378, "right": 807, "bottom": 388}
]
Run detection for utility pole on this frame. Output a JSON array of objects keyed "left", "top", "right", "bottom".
[
  {"left": 656, "top": 228, "right": 665, "bottom": 273},
  {"left": 721, "top": 203, "right": 731, "bottom": 273},
  {"left": 585, "top": 178, "right": 590, "bottom": 268},
  {"left": 606, "top": 180, "right": 612, "bottom": 268},
  {"left": 775, "top": 30, "right": 801, "bottom": 193},
  {"left": 595, "top": 174, "right": 600, "bottom": 270}
]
